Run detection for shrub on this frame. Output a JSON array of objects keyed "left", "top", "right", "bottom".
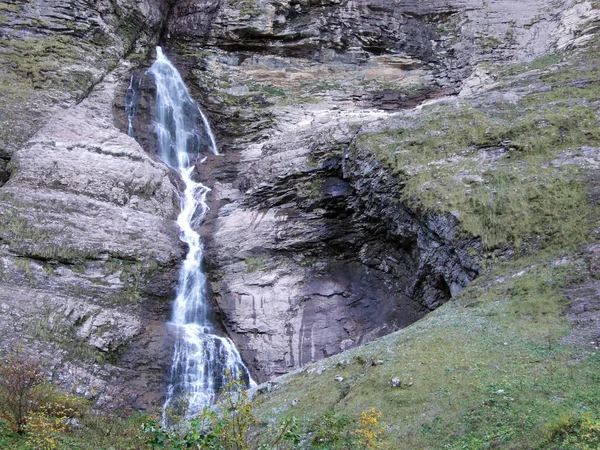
[
  {"left": 0, "top": 349, "right": 46, "bottom": 432},
  {"left": 544, "top": 412, "right": 600, "bottom": 449},
  {"left": 25, "top": 406, "right": 69, "bottom": 450},
  {"left": 309, "top": 411, "right": 355, "bottom": 449},
  {"left": 353, "top": 408, "right": 386, "bottom": 450}
]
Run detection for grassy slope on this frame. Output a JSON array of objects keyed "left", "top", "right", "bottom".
[
  {"left": 253, "top": 39, "right": 600, "bottom": 449},
  {"left": 256, "top": 256, "right": 599, "bottom": 449}
]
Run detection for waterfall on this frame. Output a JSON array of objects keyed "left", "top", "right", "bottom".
[
  {"left": 124, "top": 74, "right": 140, "bottom": 137},
  {"left": 139, "top": 46, "right": 252, "bottom": 421}
]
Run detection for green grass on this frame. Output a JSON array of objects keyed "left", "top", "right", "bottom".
[
  {"left": 249, "top": 41, "right": 600, "bottom": 448},
  {"left": 0, "top": 3, "right": 21, "bottom": 13},
  {"left": 253, "top": 255, "right": 600, "bottom": 449},
  {"left": 297, "top": 178, "right": 322, "bottom": 199},
  {"left": 357, "top": 59, "right": 600, "bottom": 253}
]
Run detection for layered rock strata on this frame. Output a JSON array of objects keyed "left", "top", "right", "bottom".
[
  {"left": 0, "top": 0, "right": 178, "bottom": 410},
  {"left": 158, "top": 0, "right": 600, "bottom": 381}
]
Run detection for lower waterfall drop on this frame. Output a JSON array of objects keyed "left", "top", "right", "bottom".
[{"left": 145, "top": 46, "right": 252, "bottom": 421}]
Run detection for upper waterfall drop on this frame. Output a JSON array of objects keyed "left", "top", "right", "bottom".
[{"left": 142, "top": 46, "right": 252, "bottom": 420}]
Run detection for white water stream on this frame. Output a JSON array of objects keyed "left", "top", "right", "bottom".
[
  {"left": 142, "top": 47, "right": 252, "bottom": 421},
  {"left": 124, "top": 74, "right": 139, "bottom": 137}
]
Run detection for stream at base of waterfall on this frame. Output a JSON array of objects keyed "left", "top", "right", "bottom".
[{"left": 128, "top": 46, "right": 253, "bottom": 422}]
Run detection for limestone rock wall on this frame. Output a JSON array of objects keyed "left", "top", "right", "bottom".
[
  {"left": 158, "top": 0, "right": 600, "bottom": 382},
  {"left": 0, "top": 0, "right": 177, "bottom": 410}
]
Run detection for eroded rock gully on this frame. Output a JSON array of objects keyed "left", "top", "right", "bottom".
[{"left": 0, "top": 0, "right": 598, "bottom": 410}]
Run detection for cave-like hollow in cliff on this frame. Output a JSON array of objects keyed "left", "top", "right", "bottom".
[{"left": 118, "top": 42, "right": 481, "bottom": 412}]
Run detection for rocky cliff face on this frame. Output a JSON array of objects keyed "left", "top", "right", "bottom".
[
  {"left": 1, "top": 0, "right": 598, "bottom": 409},
  {"left": 0, "top": 0, "right": 179, "bottom": 410},
  {"left": 160, "top": 0, "right": 599, "bottom": 381}
]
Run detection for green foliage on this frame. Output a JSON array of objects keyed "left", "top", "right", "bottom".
[
  {"left": 127, "top": 52, "right": 149, "bottom": 61},
  {"left": 24, "top": 398, "right": 80, "bottom": 450},
  {"left": 0, "top": 3, "right": 21, "bottom": 13},
  {"left": 360, "top": 55, "right": 600, "bottom": 253},
  {"left": 297, "top": 179, "right": 322, "bottom": 199},
  {"left": 476, "top": 35, "right": 501, "bottom": 50},
  {"left": 543, "top": 412, "right": 600, "bottom": 449},
  {"left": 213, "top": 371, "right": 258, "bottom": 450},
  {"left": 138, "top": 370, "right": 301, "bottom": 449},
  {"left": 0, "top": 36, "right": 86, "bottom": 90},
  {"left": 255, "top": 85, "right": 287, "bottom": 98},
  {"left": 0, "top": 372, "right": 151, "bottom": 450},
  {"left": 253, "top": 254, "right": 600, "bottom": 449},
  {"left": 309, "top": 411, "right": 356, "bottom": 449},
  {"left": 0, "top": 349, "right": 88, "bottom": 450}
]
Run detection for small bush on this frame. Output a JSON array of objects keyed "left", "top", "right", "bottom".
[
  {"left": 0, "top": 349, "right": 46, "bottom": 432},
  {"left": 354, "top": 408, "right": 386, "bottom": 449},
  {"left": 544, "top": 412, "right": 600, "bottom": 449},
  {"left": 25, "top": 406, "right": 69, "bottom": 450},
  {"left": 309, "top": 411, "right": 356, "bottom": 449}
]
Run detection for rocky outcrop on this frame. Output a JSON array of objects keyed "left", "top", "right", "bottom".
[
  {"left": 1, "top": 0, "right": 598, "bottom": 410},
  {"left": 0, "top": 59, "right": 183, "bottom": 409},
  {"left": 163, "top": 0, "right": 600, "bottom": 150},
  {"left": 200, "top": 104, "right": 479, "bottom": 381},
  {"left": 0, "top": 0, "right": 167, "bottom": 154},
  {"left": 154, "top": 0, "right": 600, "bottom": 382},
  {"left": 0, "top": 0, "right": 180, "bottom": 410}
]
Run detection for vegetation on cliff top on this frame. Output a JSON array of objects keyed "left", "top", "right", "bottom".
[
  {"left": 357, "top": 43, "right": 600, "bottom": 254},
  {"left": 249, "top": 38, "right": 600, "bottom": 449}
]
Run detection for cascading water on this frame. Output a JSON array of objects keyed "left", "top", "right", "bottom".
[
  {"left": 139, "top": 47, "right": 252, "bottom": 421},
  {"left": 124, "top": 74, "right": 141, "bottom": 137}
]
